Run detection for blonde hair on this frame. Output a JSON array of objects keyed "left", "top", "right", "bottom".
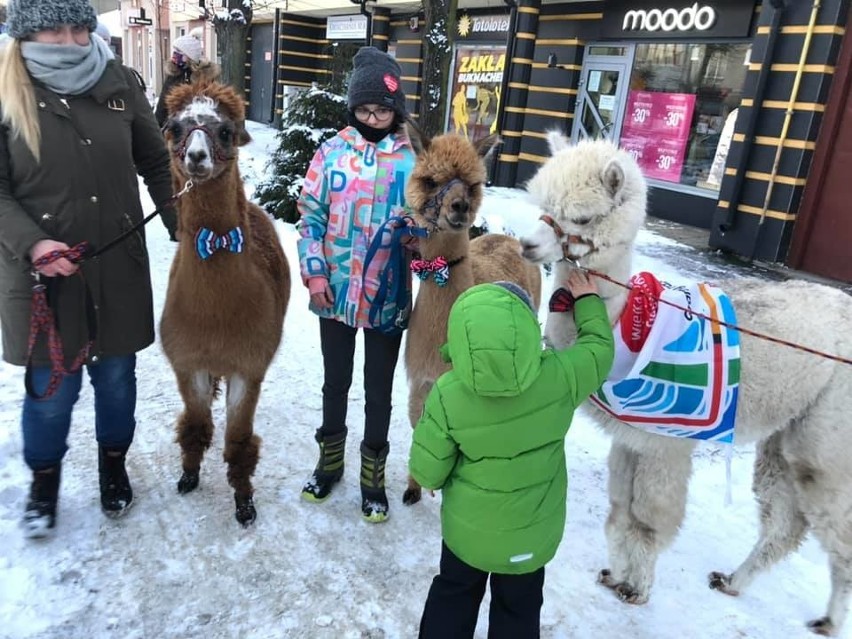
[{"left": 0, "top": 39, "right": 41, "bottom": 162}]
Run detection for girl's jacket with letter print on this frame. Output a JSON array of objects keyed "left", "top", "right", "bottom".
[
  {"left": 409, "top": 284, "right": 615, "bottom": 574},
  {"left": 297, "top": 126, "right": 415, "bottom": 328}
]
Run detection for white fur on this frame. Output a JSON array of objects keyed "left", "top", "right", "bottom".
[
  {"left": 521, "top": 134, "right": 852, "bottom": 637},
  {"left": 178, "top": 96, "right": 220, "bottom": 123},
  {"left": 184, "top": 129, "right": 214, "bottom": 173}
]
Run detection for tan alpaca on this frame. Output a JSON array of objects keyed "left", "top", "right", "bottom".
[
  {"left": 402, "top": 123, "right": 541, "bottom": 505},
  {"left": 159, "top": 82, "right": 291, "bottom": 526}
]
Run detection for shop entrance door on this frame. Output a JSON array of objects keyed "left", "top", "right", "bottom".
[{"left": 572, "top": 46, "right": 634, "bottom": 144}]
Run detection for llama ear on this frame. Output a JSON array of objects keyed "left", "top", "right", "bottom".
[
  {"left": 404, "top": 119, "right": 430, "bottom": 156},
  {"left": 474, "top": 133, "right": 501, "bottom": 160},
  {"left": 236, "top": 124, "right": 252, "bottom": 147},
  {"left": 601, "top": 159, "right": 625, "bottom": 197},
  {"left": 546, "top": 130, "right": 571, "bottom": 156}
]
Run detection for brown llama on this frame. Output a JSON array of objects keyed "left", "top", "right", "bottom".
[
  {"left": 159, "top": 82, "right": 291, "bottom": 526},
  {"left": 402, "top": 123, "right": 542, "bottom": 504}
]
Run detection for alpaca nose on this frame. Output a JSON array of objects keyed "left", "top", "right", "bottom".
[
  {"left": 188, "top": 149, "right": 208, "bottom": 164},
  {"left": 451, "top": 199, "right": 470, "bottom": 214}
]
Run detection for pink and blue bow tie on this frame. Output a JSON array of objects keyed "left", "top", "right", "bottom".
[
  {"left": 194, "top": 227, "right": 244, "bottom": 260},
  {"left": 411, "top": 256, "right": 450, "bottom": 287}
]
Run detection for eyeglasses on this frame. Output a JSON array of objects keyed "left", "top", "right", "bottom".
[{"left": 354, "top": 106, "right": 395, "bottom": 122}]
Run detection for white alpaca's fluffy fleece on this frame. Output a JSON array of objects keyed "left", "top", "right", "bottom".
[{"left": 520, "top": 132, "right": 852, "bottom": 637}]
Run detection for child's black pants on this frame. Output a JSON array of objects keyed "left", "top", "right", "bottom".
[{"left": 419, "top": 542, "right": 544, "bottom": 639}]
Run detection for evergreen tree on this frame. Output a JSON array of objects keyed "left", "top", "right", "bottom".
[{"left": 255, "top": 86, "right": 348, "bottom": 223}]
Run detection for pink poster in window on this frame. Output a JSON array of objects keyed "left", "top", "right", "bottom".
[{"left": 620, "top": 91, "right": 696, "bottom": 182}]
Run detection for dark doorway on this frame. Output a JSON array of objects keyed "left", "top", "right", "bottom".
[
  {"left": 788, "top": 26, "right": 852, "bottom": 283},
  {"left": 248, "top": 22, "right": 275, "bottom": 124}
]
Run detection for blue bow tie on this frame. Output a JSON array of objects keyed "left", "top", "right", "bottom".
[{"left": 194, "top": 227, "right": 244, "bottom": 260}]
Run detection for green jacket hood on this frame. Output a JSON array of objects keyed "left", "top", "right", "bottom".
[{"left": 443, "top": 283, "right": 542, "bottom": 397}]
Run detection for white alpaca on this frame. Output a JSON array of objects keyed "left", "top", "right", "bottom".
[{"left": 520, "top": 133, "right": 852, "bottom": 637}]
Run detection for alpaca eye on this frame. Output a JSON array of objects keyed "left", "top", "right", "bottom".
[
  {"left": 219, "top": 128, "right": 232, "bottom": 143},
  {"left": 168, "top": 121, "right": 183, "bottom": 138},
  {"left": 423, "top": 177, "right": 437, "bottom": 190}
]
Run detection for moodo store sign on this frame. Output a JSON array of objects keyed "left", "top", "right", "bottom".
[{"left": 601, "top": 0, "right": 757, "bottom": 40}]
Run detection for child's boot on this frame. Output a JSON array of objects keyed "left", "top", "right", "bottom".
[
  {"left": 360, "top": 441, "right": 390, "bottom": 523},
  {"left": 301, "top": 428, "right": 347, "bottom": 502}
]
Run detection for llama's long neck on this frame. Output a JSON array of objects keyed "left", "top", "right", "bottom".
[
  {"left": 175, "top": 167, "right": 246, "bottom": 236},
  {"left": 409, "top": 229, "right": 475, "bottom": 378}
]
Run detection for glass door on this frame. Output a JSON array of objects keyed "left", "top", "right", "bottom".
[{"left": 571, "top": 46, "right": 634, "bottom": 144}]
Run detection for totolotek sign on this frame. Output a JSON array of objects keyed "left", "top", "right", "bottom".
[{"left": 600, "top": 0, "right": 756, "bottom": 40}]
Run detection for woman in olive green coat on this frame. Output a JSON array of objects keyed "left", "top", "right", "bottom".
[
  {"left": 411, "top": 273, "right": 615, "bottom": 638},
  {"left": 0, "top": 0, "right": 175, "bottom": 539}
]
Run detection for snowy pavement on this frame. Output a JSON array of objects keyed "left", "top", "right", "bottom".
[{"left": 0, "top": 122, "right": 843, "bottom": 639}]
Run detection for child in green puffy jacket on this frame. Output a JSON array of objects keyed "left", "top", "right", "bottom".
[{"left": 410, "top": 270, "right": 615, "bottom": 639}]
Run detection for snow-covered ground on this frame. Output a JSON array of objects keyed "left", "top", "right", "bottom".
[{"left": 0, "top": 122, "right": 842, "bottom": 639}]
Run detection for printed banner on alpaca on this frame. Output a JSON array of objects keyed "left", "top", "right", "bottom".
[{"left": 591, "top": 272, "right": 741, "bottom": 443}]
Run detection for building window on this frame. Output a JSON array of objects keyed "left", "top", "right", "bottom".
[{"left": 620, "top": 42, "right": 749, "bottom": 191}]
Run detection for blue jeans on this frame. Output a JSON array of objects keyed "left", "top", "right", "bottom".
[{"left": 22, "top": 354, "right": 137, "bottom": 470}]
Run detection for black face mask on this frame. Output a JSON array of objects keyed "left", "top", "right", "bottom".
[{"left": 347, "top": 111, "right": 403, "bottom": 144}]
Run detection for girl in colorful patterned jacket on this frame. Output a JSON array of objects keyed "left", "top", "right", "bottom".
[{"left": 297, "top": 46, "right": 416, "bottom": 523}]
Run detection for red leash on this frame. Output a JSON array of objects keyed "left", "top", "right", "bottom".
[
  {"left": 26, "top": 242, "right": 93, "bottom": 399},
  {"left": 586, "top": 268, "right": 852, "bottom": 367}
]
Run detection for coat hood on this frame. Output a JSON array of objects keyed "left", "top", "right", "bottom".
[{"left": 443, "top": 283, "right": 542, "bottom": 397}]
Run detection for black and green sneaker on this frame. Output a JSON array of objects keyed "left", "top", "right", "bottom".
[
  {"left": 360, "top": 441, "right": 390, "bottom": 524},
  {"left": 301, "top": 428, "right": 347, "bottom": 503}
]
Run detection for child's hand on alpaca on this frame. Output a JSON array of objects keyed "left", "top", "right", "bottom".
[{"left": 565, "top": 269, "right": 598, "bottom": 298}]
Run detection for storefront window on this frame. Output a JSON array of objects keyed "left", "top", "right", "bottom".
[
  {"left": 447, "top": 44, "right": 505, "bottom": 142},
  {"left": 619, "top": 43, "right": 749, "bottom": 191}
]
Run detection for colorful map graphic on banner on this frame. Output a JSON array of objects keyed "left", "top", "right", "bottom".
[{"left": 620, "top": 91, "right": 696, "bottom": 182}]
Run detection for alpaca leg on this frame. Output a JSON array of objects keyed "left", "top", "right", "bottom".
[
  {"left": 805, "top": 552, "right": 852, "bottom": 636},
  {"left": 223, "top": 375, "right": 262, "bottom": 526},
  {"left": 599, "top": 442, "right": 637, "bottom": 590},
  {"left": 174, "top": 370, "right": 216, "bottom": 494},
  {"left": 709, "top": 432, "right": 807, "bottom": 596},
  {"left": 601, "top": 441, "right": 693, "bottom": 604},
  {"left": 403, "top": 380, "right": 432, "bottom": 506}
]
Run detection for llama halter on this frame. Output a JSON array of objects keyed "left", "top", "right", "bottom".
[
  {"left": 173, "top": 124, "right": 232, "bottom": 163},
  {"left": 539, "top": 214, "right": 597, "bottom": 262}
]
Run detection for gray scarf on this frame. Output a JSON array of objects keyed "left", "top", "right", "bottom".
[{"left": 21, "top": 36, "right": 114, "bottom": 96}]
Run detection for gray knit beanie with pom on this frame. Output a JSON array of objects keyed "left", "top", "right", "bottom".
[
  {"left": 347, "top": 46, "right": 407, "bottom": 116},
  {"left": 6, "top": 0, "right": 97, "bottom": 40}
]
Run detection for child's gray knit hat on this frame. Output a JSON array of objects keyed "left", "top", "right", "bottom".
[
  {"left": 6, "top": 0, "right": 98, "bottom": 40},
  {"left": 494, "top": 281, "right": 535, "bottom": 311}
]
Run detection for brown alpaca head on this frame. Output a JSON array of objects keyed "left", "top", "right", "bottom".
[
  {"left": 163, "top": 82, "right": 252, "bottom": 184},
  {"left": 404, "top": 122, "right": 500, "bottom": 235}
]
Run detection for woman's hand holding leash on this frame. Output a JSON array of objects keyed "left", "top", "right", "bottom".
[{"left": 30, "top": 240, "right": 80, "bottom": 277}]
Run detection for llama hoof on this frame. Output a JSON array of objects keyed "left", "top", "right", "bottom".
[
  {"left": 614, "top": 583, "right": 648, "bottom": 605},
  {"left": 402, "top": 487, "right": 422, "bottom": 505},
  {"left": 177, "top": 470, "right": 200, "bottom": 494},
  {"left": 806, "top": 617, "right": 834, "bottom": 636},
  {"left": 597, "top": 569, "right": 617, "bottom": 588},
  {"left": 235, "top": 494, "right": 256, "bottom": 527},
  {"left": 708, "top": 571, "right": 739, "bottom": 596}
]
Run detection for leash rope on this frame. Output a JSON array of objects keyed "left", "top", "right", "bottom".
[
  {"left": 585, "top": 268, "right": 852, "bottom": 367},
  {"left": 27, "top": 243, "right": 93, "bottom": 399},
  {"left": 25, "top": 183, "right": 192, "bottom": 399}
]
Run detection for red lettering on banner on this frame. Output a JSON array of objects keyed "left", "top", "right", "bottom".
[{"left": 620, "top": 272, "right": 664, "bottom": 352}]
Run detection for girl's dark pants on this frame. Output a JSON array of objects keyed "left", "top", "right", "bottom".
[
  {"left": 419, "top": 542, "right": 545, "bottom": 639},
  {"left": 319, "top": 317, "right": 402, "bottom": 449}
]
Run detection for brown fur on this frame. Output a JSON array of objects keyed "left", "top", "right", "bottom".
[
  {"left": 402, "top": 124, "right": 541, "bottom": 504},
  {"left": 159, "top": 81, "right": 291, "bottom": 525}
]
